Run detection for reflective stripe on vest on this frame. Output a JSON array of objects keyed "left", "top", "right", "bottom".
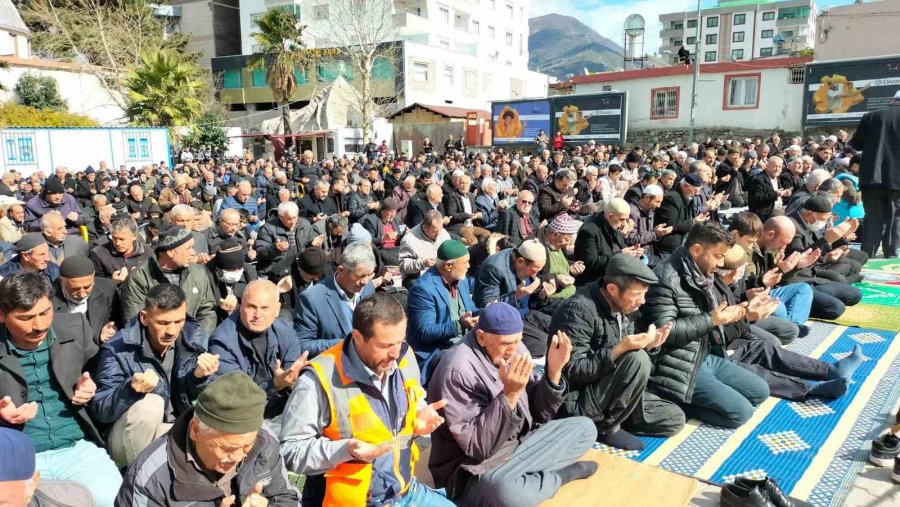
[{"left": 308, "top": 342, "right": 423, "bottom": 507}]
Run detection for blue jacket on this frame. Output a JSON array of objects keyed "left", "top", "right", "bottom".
[
  {"left": 218, "top": 195, "right": 263, "bottom": 232},
  {"left": 293, "top": 275, "right": 375, "bottom": 357},
  {"left": 0, "top": 257, "right": 59, "bottom": 283},
  {"left": 473, "top": 248, "right": 532, "bottom": 316},
  {"left": 90, "top": 317, "right": 210, "bottom": 426},
  {"left": 208, "top": 313, "right": 304, "bottom": 416},
  {"left": 406, "top": 267, "right": 476, "bottom": 370}
]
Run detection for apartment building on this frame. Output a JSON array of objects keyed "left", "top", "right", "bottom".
[
  {"left": 659, "top": 0, "right": 816, "bottom": 64},
  {"left": 216, "top": 0, "right": 547, "bottom": 120}
]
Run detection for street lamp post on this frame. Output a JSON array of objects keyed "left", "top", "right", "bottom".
[{"left": 688, "top": 0, "right": 702, "bottom": 145}]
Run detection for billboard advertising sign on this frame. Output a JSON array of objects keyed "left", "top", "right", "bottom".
[
  {"left": 551, "top": 92, "right": 627, "bottom": 145},
  {"left": 491, "top": 100, "right": 551, "bottom": 144},
  {"left": 803, "top": 55, "right": 900, "bottom": 127}
]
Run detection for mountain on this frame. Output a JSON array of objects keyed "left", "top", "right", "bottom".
[{"left": 528, "top": 13, "right": 625, "bottom": 81}]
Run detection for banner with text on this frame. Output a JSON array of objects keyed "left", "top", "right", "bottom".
[
  {"left": 803, "top": 56, "right": 900, "bottom": 126},
  {"left": 551, "top": 93, "right": 627, "bottom": 145}
]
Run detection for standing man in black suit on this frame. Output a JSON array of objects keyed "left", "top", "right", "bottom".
[
  {"left": 849, "top": 90, "right": 900, "bottom": 258},
  {"left": 51, "top": 256, "right": 122, "bottom": 345}
]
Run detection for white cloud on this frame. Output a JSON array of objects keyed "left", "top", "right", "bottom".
[{"left": 531, "top": 0, "right": 701, "bottom": 55}]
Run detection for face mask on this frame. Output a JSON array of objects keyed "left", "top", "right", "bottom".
[{"left": 220, "top": 269, "right": 244, "bottom": 284}]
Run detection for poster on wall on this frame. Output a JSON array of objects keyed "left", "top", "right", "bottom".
[
  {"left": 551, "top": 92, "right": 627, "bottom": 145},
  {"left": 491, "top": 100, "right": 551, "bottom": 144},
  {"left": 803, "top": 55, "right": 900, "bottom": 126}
]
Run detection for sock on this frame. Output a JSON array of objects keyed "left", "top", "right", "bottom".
[
  {"left": 598, "top": 429, "right": 645, "bottom": 451},
  {"left": 827, "top": 345, "right": 863, "bottom": 380},
  {"left": 555, "top": 461, "right": 599, "bottom": 485},
  {"left": 798, "top": 325, "right": 811, "bottom": 338},
  {"left": 808, "top": 377, "right": 849, "bottom": 398}
]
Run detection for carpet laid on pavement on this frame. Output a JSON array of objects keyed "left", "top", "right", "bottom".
[{"left": 592, "top": 322, "right": 900, "bottom": 507}]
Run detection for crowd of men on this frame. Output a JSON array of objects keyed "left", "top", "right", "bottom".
[{"left": 0, "top": 94, "right": 898, "bottom": 507}]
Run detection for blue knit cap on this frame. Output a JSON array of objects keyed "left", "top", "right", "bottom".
[
  {"left": 0, "top": 428, "right": 35, "bottom": 481},
  {"left": 477, "top": 302, "right": 523, "bottom": 335}
]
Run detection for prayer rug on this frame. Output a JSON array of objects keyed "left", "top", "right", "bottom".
[
  {"left": 816, "top": 303, "right": 900, "bottom": 332},
  {"left": 592, "top": 323, "right": 900, "bottom": 507}
]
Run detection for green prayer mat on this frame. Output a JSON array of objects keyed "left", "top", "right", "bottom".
[{"left": 815, "top": 303, "right": 900, "bottom": 332}]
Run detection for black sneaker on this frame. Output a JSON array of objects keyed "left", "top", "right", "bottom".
[
  {"left": 870, "top": 433, "right": 900, "bottom": 467},
  {"left": 893, "top": 456, "right": 900, "bottom": 484}
]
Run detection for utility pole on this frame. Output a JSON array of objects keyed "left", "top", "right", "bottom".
[{"left": 688, "top": 0, "right": 702, "bottom": 145}]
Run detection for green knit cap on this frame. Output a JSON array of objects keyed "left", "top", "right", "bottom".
[
  {"left": 194, "top": 371, "right": 266, "bottom": 434},
  {"left": 437, "top": 240, "right": 468, "bottom": 261}
]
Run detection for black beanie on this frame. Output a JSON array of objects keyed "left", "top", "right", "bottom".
[
  {"left": 59, "top": 256, "right": 96, "bottom": 278},
  {"left": 43, "top": 179, "right": 65, "bottom": 194},
  {"left": 215, "top": 239, "right": 244, "bottom": 270}
]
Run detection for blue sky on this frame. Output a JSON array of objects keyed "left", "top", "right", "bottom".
[{"left": 531, "top": 0, "right": 858, "bottom": 55}]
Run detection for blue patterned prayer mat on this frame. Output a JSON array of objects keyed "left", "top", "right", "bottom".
[{"left": 592, "top": 322, "right": 900, "bottom": 507}]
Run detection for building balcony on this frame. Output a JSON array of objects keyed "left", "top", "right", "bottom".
[
  {"left": 454, "top": 0, "right": 476, "bottom": 14},
  {"left": 660, "top": 28, "right": 684, "bottom": 39},
  {"left": 776, "top": 16, "right": 808, "bottom": 27},
  {"left": 394, "top": 11, "right": 431, "bottom": 34}
]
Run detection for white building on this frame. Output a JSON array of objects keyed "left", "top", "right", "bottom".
[
  {"left": 569, "top": 56, "right": 810, "bottom": 133},
  {"left": 225, "top": 0, "right": 546, "bottom": 115},
  {"left": 659, "top": 0, "right": 816, "bottom": 64},
  {"left": 0, "top": 0, "right": 29, "bottom": 59}
]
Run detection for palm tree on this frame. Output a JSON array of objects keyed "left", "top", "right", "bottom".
[
  {"left": 249, "top": 8, "right": 308, "bottom": 136},
  {"left": 124, "top": 50, "right": 205, "bottom": 131}
]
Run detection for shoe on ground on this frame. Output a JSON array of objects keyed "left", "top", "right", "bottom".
[
  {"left": 720, "top": 482, "right": 775, "bottom": 507},
  {"left": 870, "top": 433, "right": 900, "bottom": 467},
  {"left": 725, "top": 477, "right": 811, "bottom": 507},
  {"left": 893, "top": 456, "right": 900, "bottom": 484}
]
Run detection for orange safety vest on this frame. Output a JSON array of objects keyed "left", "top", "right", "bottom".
[{"left": 308, "top": 342, "right": 423, "bottom": 506}]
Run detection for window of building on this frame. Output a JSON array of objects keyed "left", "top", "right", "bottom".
[
  {"left": 706, "top": 34, "right": 717, "bottom": 44},
  {"left": 489, "top": 26, "right": 495, "bottom": 39},
  {"left": 789, "top": 67, "right": 804, "bottom": 84},
  {"left": 733, "top": 31, "right": 744, "bottom": 42},
  {"left": 778, "top": 7, "right": 810, "bottom": 19},
  {"left": 465, "top": 69, "right": 477, "bottom": 88},
  {"left": 2, "top": 132, "right": 36, "bottom": 165},
  {"left": 781, "top": 30, "right": 794, "bottom": 39},
  {"left": 372, "top": 57, "right": 394, "bottom": 80},
  {"left": 490, "top": 0, "right": 495, "bottom": 10},
  {"left": 413, "top": 62, "right": 428, "bottom": 82},
  {"left": 687, "top": 19, "right": 697, "bottom": 28},
  {"left": 519, "top": 6, "right": 523, "bottom": 20},
  {"left": 472, "top": 20, "right": 480, "bottom": 34},
  {"left": 519, "top": 34, "right": 524, "bottom": 55},
  {"left": 674, "top": 22, "right": 683, "bottom": 30},
  {"left": 704, "top": 51, "right": 716, "bottom": 62},
  {"left": 251, "top": 68, "right": 266, "bottom": 87},
  {"left": 734, "top": 13, "right": 746, "bottom": 25},
  {"left": 506, "top": 3, "right": 513, "bottom": 17},
  {"left": 725, "top": 74, "right": 760, "bottom": 109},
  {"left": 317, "top": 60, "right": 353, "bottom": 82},
  {"left": 444, "top": 65, "right": 454, "bottom": 85},
  {"left": 707, "top": 16, "right": 718, "bottom": 28},
  {"left": 314, "top": 4, "right": 328, "bottom": 20},
  {"left": 760, "top": 47, "right": 773, "bottom": 56},
  {"left": 762, "top": 11, "right": 775, "bottom": 21},
  {"left": 761, "top": 29, "right": 773, "bottom": 38},
  {"left": 673, "top": 39, "right": 683, "bottom": 47},
  {"left": 731, "top": 49, "right": 744, "bottom": 60},
  {"left": 222, "top": 69, "right": 242, "bottom": 89},
  {"left": 483, "top": 72, "right": 493, "bottom": 91},
  {"left": 686, "top": 36, "right": 696, "bottom": 45},
  {"left": 506, "top": 31, "right": 513, "bottom": 46},
  {"left": 124, "top": 131, "right": 152, "bottom": 161},
  {"left": 274, "top": 4, "right": 301, "bottom": 18},
  {"left": 651, "top": 87, "right": 679, "bottom": 119},
  {"left": 439, "top": 7, "right": 449, "bottom": 25},
  {"left": 295, "top": 66, "right": 308, "bottom": 84}
]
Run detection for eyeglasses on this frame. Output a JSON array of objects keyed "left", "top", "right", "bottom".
[{"left": 518, "top": 200, "right": 533, "bottom": 205}]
